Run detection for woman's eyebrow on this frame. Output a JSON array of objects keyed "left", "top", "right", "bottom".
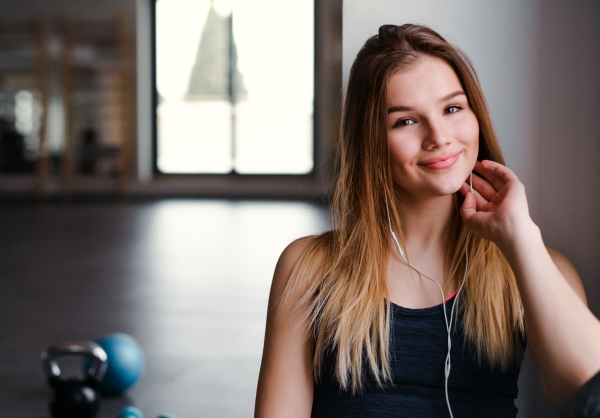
[
  {"left": 387, "top": 90, "right": 467, "bottom": 114},
  {"left": 439, "top": 90, "right": 466, "bottom": 103},
  {"left": 387, "top": 105, "right": 412, "bottom": 114}
]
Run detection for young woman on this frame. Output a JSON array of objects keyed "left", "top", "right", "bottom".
[{"left": 255, "top": 24, "right": 600, "bottom": 417}]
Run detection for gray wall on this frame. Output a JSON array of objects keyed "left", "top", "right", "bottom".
[{"left": 343, "top": 1, "right": 600, "bottom": 416}]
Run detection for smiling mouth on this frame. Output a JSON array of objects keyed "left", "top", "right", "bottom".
[{"left": 418, "top": 151, "right": 461, "bottom": 170}]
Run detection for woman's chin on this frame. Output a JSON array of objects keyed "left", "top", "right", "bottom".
[
  {"left": 394, "top": 174, "right": 469, "bottom": 200},
  {"left": 428, "top": 181, "right": 465, "bottom": 198},
  {"left": 411, "top": 168, "right": 472, "bottom": 198},
  {"left": 400, "top": 185, "right": 462, "bottom": 201}
]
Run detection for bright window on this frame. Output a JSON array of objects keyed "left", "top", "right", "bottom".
[{"left": 155, "top": 0, "right": 314, "bottom": 174}]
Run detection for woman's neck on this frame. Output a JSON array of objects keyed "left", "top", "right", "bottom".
[
  {"left": 396, "top": 192, "right": 455, "bottom": 258},
  {"left": 387, "top": 191, "right": 458, "bottom": 305}
]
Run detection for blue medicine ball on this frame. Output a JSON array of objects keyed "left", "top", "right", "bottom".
[
  {"left": 117, "top": 406, "right": 144, "bottom": 418},
  {"left": 156, "top": 415, "right": 177, "bottom": 418},
  {"left": 95, "top": 333, "right": 144, "bottom": 394}
]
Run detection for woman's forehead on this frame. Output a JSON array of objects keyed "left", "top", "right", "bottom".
[{"left": 387, "top": 57, "right": 463, "bottom": 107}]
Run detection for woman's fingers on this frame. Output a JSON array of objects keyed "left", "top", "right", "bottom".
[
  {"left": 470, "top": 173, "right": 497, "bottom": 201},
  {"left": 460, "top": 191, "right": 477, "bottom": 220},
  {"left": 474, "top": 160, "right": 520, "bottom": 189},
  {"left": 473, "top": 160, "right": 507, "bottom": 191},
  {"left": 459, "top": 181, "right": 489, "bottom": 209},
  {"left": 461, "top": 161, "right": 531, "bottom": 242},
  {"left": 480, "top": 160, "right": 519, "bottom": 183},
  {"left": 459, "top": 192, "right": 486, "bottom": 237}
]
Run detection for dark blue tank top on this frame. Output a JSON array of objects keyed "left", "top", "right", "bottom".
[{"left": 311, "top": 295, "right": 523, "bottom": 417}]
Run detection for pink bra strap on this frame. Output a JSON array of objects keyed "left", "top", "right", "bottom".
[{"left": 446, "top": 290, "right": 458, "bottom": 302}]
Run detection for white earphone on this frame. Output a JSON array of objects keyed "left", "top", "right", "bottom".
[{"left": 384, "top": 173, "right": 472, "bottom": 418}]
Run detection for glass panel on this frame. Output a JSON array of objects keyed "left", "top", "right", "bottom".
[
  {"left": 155, "top": 0, "right": 314, "bottom": 174},
  {"left": 156, "top": 0, "right": 233, "bottom": 173},
  {"left": 232, "top": 0, "right": 314, "bottom": 174}
]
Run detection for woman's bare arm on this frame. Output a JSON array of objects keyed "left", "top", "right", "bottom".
[
  {"left": 255, "top": 237, "right": 316, "bottom": 418},
  {"left": 500, "top": 225, "right": 600, "bottom": 407},
  {"left": 531, "top": 247, "right": 588, "bottom": 399},
  {"left": 460, "top": 160, "right": 600, "bottom": 408},
  {"left": 547, "top": 247, "right": 587, "bottom": 304}
]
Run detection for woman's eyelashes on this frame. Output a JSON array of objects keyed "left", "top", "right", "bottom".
[
  {"left": 444, "top": 104, "right": 463, "bottom": 114},
  {"left": 392, "top": 118, "right": 415, "bottom": 128},
  {"left": 391, "top": 105, "right": 463, "bottom": 129}
]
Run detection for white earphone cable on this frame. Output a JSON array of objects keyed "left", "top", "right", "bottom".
[{"left": 384, "top": 173, "right": 472, "bottom": 418}]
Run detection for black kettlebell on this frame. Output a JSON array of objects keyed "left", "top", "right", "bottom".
[{"left": 41, "top": 341, "right": 108, "bottom": 418}]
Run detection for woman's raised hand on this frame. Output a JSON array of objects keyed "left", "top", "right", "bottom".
[{"left": 459, "top": 160, "right": 536, "bottom": 249}]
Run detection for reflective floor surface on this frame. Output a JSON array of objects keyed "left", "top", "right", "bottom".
[{"left": 0, "top": 199, "right": 329, "bottom": 418}]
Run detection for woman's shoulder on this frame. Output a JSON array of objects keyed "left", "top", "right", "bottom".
[
  {"left": 278, "top": 236, "right": 319, "bottom": 268},
  {"left": 270, "top": 233, "right": 332, "bottom": 307},
  {"left": 278, "top": 231, "right": 335, "bottom": 272}
]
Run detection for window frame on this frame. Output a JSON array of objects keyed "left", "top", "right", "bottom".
[{"left": 150, "top": 0, "right": 342, "bottom": 199}]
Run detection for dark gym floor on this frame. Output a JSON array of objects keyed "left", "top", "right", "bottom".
[{"left": 0, "top": 199, "right": 328, "bottom": 418}]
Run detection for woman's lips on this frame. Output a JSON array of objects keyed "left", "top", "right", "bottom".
[{"left": 418, "top": 151, "right": 461, "bottom": 170}]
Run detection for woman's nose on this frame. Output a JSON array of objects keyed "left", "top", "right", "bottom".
[{"left": 422, "top": 118, "right": 450, "bottom": 150}]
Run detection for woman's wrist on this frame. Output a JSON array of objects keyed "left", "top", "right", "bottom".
[{"left": 495, "top": 217, "right": 542, "bottom": 262}]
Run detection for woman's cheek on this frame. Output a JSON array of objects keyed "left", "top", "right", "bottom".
[
  {"left": 389, "top": 137, "right": 415, "bottom": 170},
  {"left": 459, "top": 114, "right": 480, "bottom": 156}
]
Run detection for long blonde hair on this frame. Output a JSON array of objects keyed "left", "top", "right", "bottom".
[{"left": 282, "top": 24, "right": 525, "bottom": 394}]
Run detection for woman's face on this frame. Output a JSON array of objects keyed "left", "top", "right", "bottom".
[{"left": 386, "top": 57, "right": 479, "bottom": 200}]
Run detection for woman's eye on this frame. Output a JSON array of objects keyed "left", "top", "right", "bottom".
[
  {"left": 445, "top": 105, "right": 462, "bottom": 114},
  {"left": 393, "top": 118, "right": 415, "bottom": 128}
]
